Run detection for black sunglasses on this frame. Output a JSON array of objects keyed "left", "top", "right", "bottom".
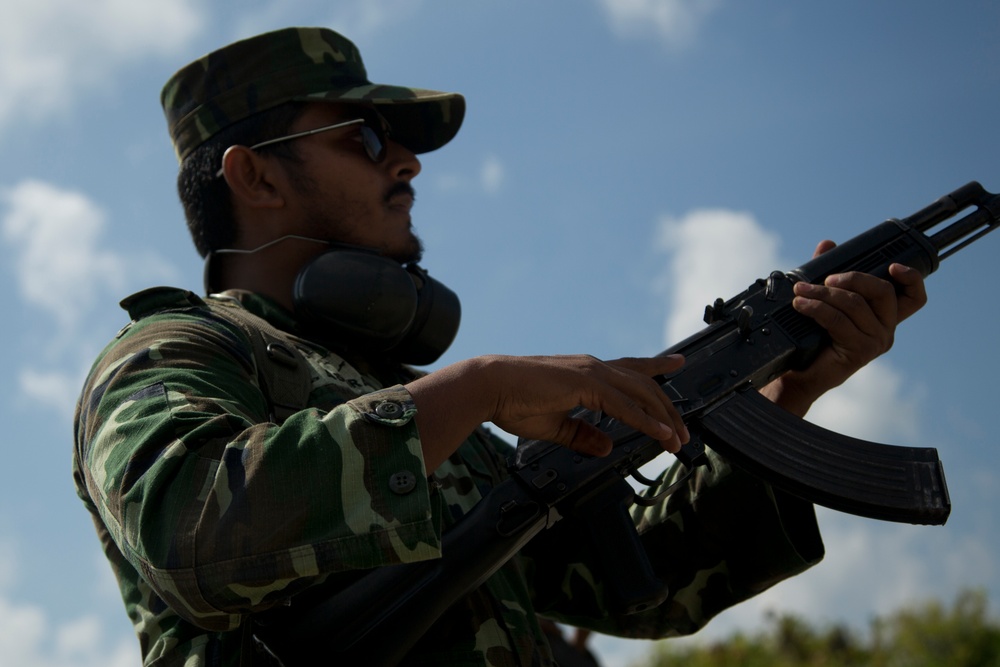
[{"left": 216, "top": 111, "right": 390, "bottom": 177}]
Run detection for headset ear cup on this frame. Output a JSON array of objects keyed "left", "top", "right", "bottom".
[
  {"left": 292, "top": 248, "right": 461, "bottom": 365},
  {"left": 391, "top": 266, "right": 462, "bottom": 365},
  {"left": 293, "top": 250, "right": 418, "bottom": 349}
]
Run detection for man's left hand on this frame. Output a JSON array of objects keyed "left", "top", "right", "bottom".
[{"left": 760, "top": 239, "right": 928, "bottom": 416}]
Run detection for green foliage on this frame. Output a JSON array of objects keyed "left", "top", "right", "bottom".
[{"left": 640, "top": 589, "right": 1000, "bottom": 667}]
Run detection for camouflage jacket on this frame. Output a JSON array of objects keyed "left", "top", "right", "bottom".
[{"left": 72, "top": 287, "right": 825, "bottom": 667}]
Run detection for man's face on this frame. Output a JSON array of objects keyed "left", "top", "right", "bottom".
[{"left": 276, "top": 102, "right": 425, "bottom": 263}]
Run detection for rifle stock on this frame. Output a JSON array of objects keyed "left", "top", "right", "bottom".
[{"left": 255, "top": 182, "right": 999, "bottom": 666}]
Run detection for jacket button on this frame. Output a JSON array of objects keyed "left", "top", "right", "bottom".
[
  {"left": 375, "top": 400, "right": 403, "bottom": 419},
  {"left": 389, "top": 471, "right": 417, "bottom": 495}
]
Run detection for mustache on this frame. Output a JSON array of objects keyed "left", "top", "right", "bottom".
[{"left": 384, "top": 181, "right": 415, "bottom": 203}]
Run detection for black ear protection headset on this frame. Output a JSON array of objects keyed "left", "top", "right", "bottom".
[
  {"left": 292, "top": 247, "right": 460, "bottom": 365},
  {"left": 205, "top": 239, "right": 460, "bottom": 366}
]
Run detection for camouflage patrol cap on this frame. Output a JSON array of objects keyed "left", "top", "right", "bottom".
[{"left": 161, "top": 27, "right": 465, "bottom": 162}]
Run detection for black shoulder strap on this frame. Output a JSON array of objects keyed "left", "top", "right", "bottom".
[
  {"left": 209, "top": 298, "right": 313, "bottom": 423},
  {"left": 209, "top": 300, "right": 313, "bottom": 667}
]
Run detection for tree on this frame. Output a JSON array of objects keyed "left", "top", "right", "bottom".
[{"left": 640, "top": 589, "right": 1000, "bottom": 667}]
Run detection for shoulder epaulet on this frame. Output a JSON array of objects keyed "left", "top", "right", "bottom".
[{"left": 120, "top": 286, "right": 205, "bottom": 320}]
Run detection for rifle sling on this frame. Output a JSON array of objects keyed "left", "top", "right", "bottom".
[{"left": 209, "top": 298, "right": 313, "bottom": 423}]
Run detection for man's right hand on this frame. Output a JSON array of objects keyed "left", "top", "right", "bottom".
[{"left": 407, "top": 354, "right": 688, "bottom": 473}]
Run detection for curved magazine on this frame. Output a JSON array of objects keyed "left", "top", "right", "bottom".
[{"left": 697, "top": 388, "right": 950, "bottom": 525}]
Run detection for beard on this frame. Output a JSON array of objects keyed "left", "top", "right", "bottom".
[{"left": 290, "top": 170, "right": 425, "bottom": 264}]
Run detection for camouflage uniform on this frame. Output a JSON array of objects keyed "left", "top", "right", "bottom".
[
  {"left": 73, "top": 288, "right": 823, "bottom": 666},
  {"left": 73, "top": 27, "right": 825, "bottom": 667}
]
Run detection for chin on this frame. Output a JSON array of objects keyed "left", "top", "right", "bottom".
[
  {"left": 395, "top": 248, "right": 424, "bottom": 265},
  {"left": 392, "top": 235, "right": 424, "bottom": 264}
]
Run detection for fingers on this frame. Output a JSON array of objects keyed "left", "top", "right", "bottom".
[
  {"left": 787, "top": 237, "right": 931, "bottom": 404},
  {"left": 793, "top": 263, "right": 928, "bottom": 346},
  {"left": 812, "top": 239, "right": 837, "bottom": 257},
  {"left": 808, "top": 239, "right": 928, "bottom": 324},
  {"left": 602, "top": 355, "right": 689, "bottom": 450},
  {"left": 888, "top": 263, "right": 928, "bottom": 321},
  {"left": 536, "top": 355, "right": 688, "bottom": 455},
  {"left": 488, "top": 353, "right": 689, "bottom": 456},
  {"left": 760, "top": 240, "right": 930, "bottom": 418},
  {"left": 793, "top": 272, "right": 898, "bottom": 363}
]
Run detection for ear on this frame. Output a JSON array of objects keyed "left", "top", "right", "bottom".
[{"left": 220, "top": 145, "right": 287, "bottom": 211}]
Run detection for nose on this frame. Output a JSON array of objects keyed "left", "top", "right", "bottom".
[{"left": 386, "top": 139, "right": 421, "bottom": 181}]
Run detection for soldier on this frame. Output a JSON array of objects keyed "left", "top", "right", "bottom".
[{"left": 73, "top": 27, "right": 927, "bottom": 666}]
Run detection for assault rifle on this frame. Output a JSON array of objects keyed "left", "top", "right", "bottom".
[{"left": 255, "top": 182, "right": 1000, "bottom": 667}]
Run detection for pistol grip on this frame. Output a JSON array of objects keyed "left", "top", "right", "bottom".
[{"left": 582, "top": 479, "right": 669, "bottom": 614}]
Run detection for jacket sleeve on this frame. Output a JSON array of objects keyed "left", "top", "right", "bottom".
[
  {"left": 521, "top": 447, "right": 824, "bottom": 638},
  {"left": 73, "top": 306, "right": 442, "bottom": 633}
]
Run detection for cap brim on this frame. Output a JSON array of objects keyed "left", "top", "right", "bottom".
[{"left": 296, "top": 84, "right": 465, "bottom": 154}]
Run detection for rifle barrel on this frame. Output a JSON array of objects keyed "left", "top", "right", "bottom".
[
  {"left": 929, "top": 198, "right": 1000, "bottom": 260},
  {"left": 901, "top": 181, "right": 1000, "bottom": 259}
]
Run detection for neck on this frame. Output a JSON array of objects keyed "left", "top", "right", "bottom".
[{"left": 212, "top": 235, "right": 329, "bottom": 310}]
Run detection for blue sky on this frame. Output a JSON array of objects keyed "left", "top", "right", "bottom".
[{"left": 1, "top": 1, "right": 998, "bottom": 665}]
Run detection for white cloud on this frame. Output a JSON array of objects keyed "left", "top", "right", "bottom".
[
  {"left": 1, "top": 180, "right": 177, "bottom": 416},
  {"left": 325, "top": 0, "right": 426, "bottom": 40},
  {"left": 481, "top": 155, "right": 506, "bottom": 195},
  {"left": 231, "top": 0, "right": 425, "bottom": 43},
  {"left": 2, "top": 180, "right": 126, "bottom": 328},
  {"left": 0, "top": 0, "right": 203, "bottom": 131},
  {"left": 655, "top": 207, "right": 782, "bottom": 344},
  {"left": 0, "top": 595, "right": 137, "bottom": 667},
  {"left": 2, "top": 180, "right": 177, "bottom": 329},
  {"left": 432, "top": 155, "right": 508, "bottom": 196},
  {"left": 0, "top": 596, "right": 46, "bottom": 667},
  {"left": 596, "top": 0, "right": 721, "bottom": 47},
  {"left": 19, "top": 368, "right": 88, "bottom": 419},
  {"left": 54, "top": 615, "right": 138, "bottom": 667},
  {"left": 0, "top": 541, "right": 15, "bottom": 591},
  {"left": 0, "top": 538, "right": 137, "bottom": 667},
  {"left": 432, "top": 173, "right": 465, "bottom": 193},
  {"left": 807, "top": 362, "right": 924, "bottom": 444}
]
